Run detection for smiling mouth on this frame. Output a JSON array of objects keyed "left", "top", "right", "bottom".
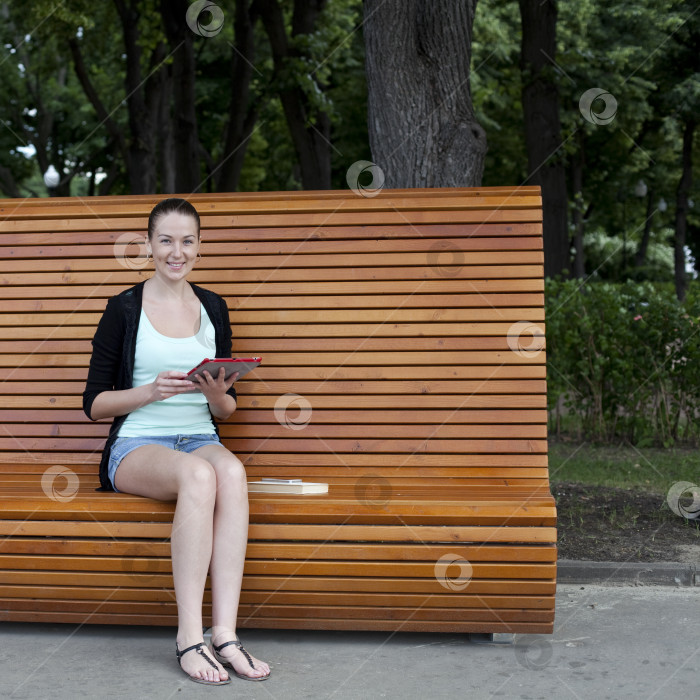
[{"left": 167, "top": 262, "right": 185, "bottom": 269}]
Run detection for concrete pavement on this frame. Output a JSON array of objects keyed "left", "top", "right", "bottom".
[{"left": 1, "top": 583, "right": 698, "bottom": 700}]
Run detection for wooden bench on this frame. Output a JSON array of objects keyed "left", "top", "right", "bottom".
[{"left": 0, "top": 186, "right": 555, "bottom": 633}]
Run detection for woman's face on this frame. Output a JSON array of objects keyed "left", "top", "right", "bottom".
[{"left": 146, "top": 212, "right": 199, "bottom": 282}]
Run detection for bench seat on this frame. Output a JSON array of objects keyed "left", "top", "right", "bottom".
[
  {"left": 0, "top": 186, "right": 555, "bottom": 633},
  {"left": 0, "top": 475, "right": 555, "bottom": 632}
]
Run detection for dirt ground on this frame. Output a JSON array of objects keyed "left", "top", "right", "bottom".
[{"left": 553, "top": 481, "right": 700, "bottom": 562}]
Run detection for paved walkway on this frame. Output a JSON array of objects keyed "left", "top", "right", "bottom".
[{"left": 1, "top": 584, "right": 697, "bottom": 699}]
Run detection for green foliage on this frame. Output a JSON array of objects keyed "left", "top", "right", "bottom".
[
  {"left": 248, "top": 0, "right": 367, "bottom": 191},
  {"left": 546, "top": 278, "right": 700, "bottom": 445},
  {"left": 324, "top": 0, "right": 369, "bottom": 187},
  {"left": 472, "top": 0, "right": 700, "bottom": 278},
  {"left": 0, "top": 0, "right": 696, "bottom": 271},
  {"left": 0, "top": 0, "right": 366, "bottom": 196},
  {"left": 583, "top": 229, "right": 676, "bottom": 282},
  {"left": 471, "top": 0, "right": 526, "bottom": 186}
]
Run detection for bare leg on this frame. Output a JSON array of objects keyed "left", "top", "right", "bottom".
[
  {"left": 114, "top": 445, "right": 229, "bottom": 684},
  {"left": 192, "top": 443, "right": 270, "bottom": 679}
]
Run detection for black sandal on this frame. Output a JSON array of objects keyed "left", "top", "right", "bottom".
[
  {"left": 176, "top": 642, "right": 231, "bottom": 685},
  {"left": 212, "top": 638, "right": 271, "bottom": 681}
]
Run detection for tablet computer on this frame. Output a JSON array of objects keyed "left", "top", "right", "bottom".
[{"left": 187, "top": 357, "right": 261, "bottom": 384}]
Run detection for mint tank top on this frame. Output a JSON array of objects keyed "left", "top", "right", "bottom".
[{"left": 117, "top": 305, "right": 217, "bottom": 436}]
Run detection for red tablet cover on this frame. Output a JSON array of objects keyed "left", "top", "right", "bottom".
[{"left": 186, "top": 357, "right": 261, "bottom": 384}]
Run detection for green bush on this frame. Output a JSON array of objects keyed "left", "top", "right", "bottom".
[{"left": 546, "top": 279, "right": 700, "bottom": 445}]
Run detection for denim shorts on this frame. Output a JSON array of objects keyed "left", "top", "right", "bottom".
[{"left": 107, "top": 433, "right": 221, "bottom": 492}]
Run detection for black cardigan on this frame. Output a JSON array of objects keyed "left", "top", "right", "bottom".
[{"left": 82, "top": 281, "right": 237, "bottom": 491}]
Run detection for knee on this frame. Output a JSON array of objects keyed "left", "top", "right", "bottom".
[
  {"left": 216, "top": 457, "right": 248, "bottom": 496},
  {"left": 178, "top": 457, "right": 217, "bottom": 503}
]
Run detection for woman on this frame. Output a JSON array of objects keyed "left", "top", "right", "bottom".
[{"left": 83, "top": 198, "right": 270, "bottom": 686}]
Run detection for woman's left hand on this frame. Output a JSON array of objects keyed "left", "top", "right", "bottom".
[{"left": 192, "top": 367, "right": 238, "bottom": 398}]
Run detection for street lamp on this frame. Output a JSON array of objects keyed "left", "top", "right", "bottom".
[{"left": 44, "top": 165, "right": 60, "bottom": 190}]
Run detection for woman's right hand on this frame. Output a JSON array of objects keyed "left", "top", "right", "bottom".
[
  {"left": 150, "top": 370, "right": 197, "bottom": 401},
  {"left": 89, "top": 371, "right": 196, "bottom": 420}
]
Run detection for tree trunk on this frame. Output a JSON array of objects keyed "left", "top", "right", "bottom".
[
  {"left": 98, "top": 161, "right": 122, "bottom": 196},
  {"left": 363, "top": 0, "right": 486, "bottom": 188},
  {"left": 160, "top": 0, "right": 201, "bottom": 193},
  {"left": 634, "top": 188, "right": 655, "bottom": 268},
  {"left": 519, "top": 0, "right": 569, "bottom": 278},
  {"left": 216, "top": 0, "right": 259, "bottom": 192},
  {"left": 0, "top": 164, "right": 21, "bottom": 197},
  {"left": 674, "top": 119, "right": 695, "bottom": 302},
  {"left": 33, "top": 66, "right": 73, "bottom": 197},
  {"left": 113, "top": 0, "right": 158, "bottom": 194},
  {"left": 157, "top": 63, "right": 176, "bottom": 193},
  {"left": 255, "top": 0, "right": 332, "bottom": 190},
  {"left": 571, "top": 135, "right": 585, "bottom": 278}
]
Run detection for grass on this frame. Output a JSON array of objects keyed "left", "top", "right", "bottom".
[{"left": 548, "top": 441, "right": 700, "bottom": 493}]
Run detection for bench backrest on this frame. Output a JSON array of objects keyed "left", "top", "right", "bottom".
[{"left": 0, "top": 187, "right": 546, "bottom": 489}]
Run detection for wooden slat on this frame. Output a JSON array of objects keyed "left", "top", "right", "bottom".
[
  {"left": 0, "top": 189, "right": 540, "bottom": 214},
  {"left": 0, "top": 223, "right": 545, "bottom": 249},
  {"left": 0, "top": 453, "right": 551, "bottom": 468},
  {"left": 0, "top": 520, "right": 557, "bottom": 542},
  {"left": 0, "top": 292, "right": 548, "bottom": 314},
  {"left": 0, "top": 408, "right": 547, "bottom": 423},
  {"left": 0, "top": 279, "right": 545, "bottom": 300},
  {"left": 0, "top": 267, "right": 545, "bottom": 289},
  {"left": 1, "top": 482, "right": 554, "bottom": 501},
  {"left": 0, "top": 367, "right": 547, "bottom": 385},
  {"left": 0, "top": 555, "right": 555, "bottom": 580},
  {"left": 0, "top": 423, "right": 548, "bottom": 440},
  {"left": 0, "top": 336, "right": 545, "bottom": 351},
  {"left": 0, "top": 249, "right": 544, "bottom": 271},
  {"left": 0, "top": 586, "right": 555, "bottom": 610},
  {"left": 0, "top": 437, "right": 549, "bottom": 454},
  {"left": 0, "top": 346, "right": 548, "bottom": 362},
  {"left": 0, "top": 192, "right": 542, "bottom": 218},
  {"left": 0, "top": 396, "right": 549, "bottom": 412},
  {"left": 0, "top": 598, "right": 554, "bottom": 623},
  {"left": 1, "top": 208, "right": 543, "bottom": 233},
  {"left": 1, "top": 237, "right": 544, "bottom": 262},
  {"left": 0, "top": 571, "right": 555, "bottom": 596},
  {"left": 0, "top": 507, "right": 556, "bottom": 527},
  {"left": 0, "top": 610, "right": 554, "bottom": 633},
  {"left": 0, "top": 539, "right": 556, "bottom": 561},
  {"left": 2, "top": 475, "right": 553, "bottom": 488},
  {"left": 0, "top": 307, "right": 546, "bottom": 325},
  {"left": 0, "top": 379, "right": 547, "bottom": 395}
]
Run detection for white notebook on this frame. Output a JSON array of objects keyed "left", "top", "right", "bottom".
[{"left": 247, "top": 478, "right": 328, "bottom": 494}]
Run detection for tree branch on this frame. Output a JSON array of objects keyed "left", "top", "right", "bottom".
[{"left": 68, "top": 37, "right": 127, "bottom": 161}]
